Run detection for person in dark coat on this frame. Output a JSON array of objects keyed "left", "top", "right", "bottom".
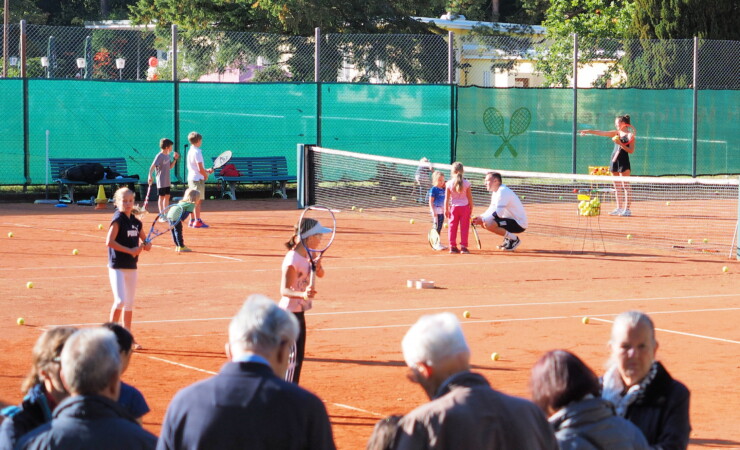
[
  {"left": 156, "top": 294, "right": 335, "bottom": 450},
  {"left": 394, "top": 312, "right": 558, "bottom": 450},
  {"left": 16, "top": 328, "right": 157, "bottom": 450},
  {"left": 0, "top": 327, "right": 76, "bottom": 449},
  {"left": 601, "top": 311, "right": 691, "bottom": 449},
  {"left": 531, "top": 349, "right": 649, "bottom": 449}
]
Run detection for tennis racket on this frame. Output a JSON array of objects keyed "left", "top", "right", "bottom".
[
  {"left": 471, "top": 223, "right": 482, "bottom": 249},
  {"left": 144, "top": 203, "right": 184, "bottom": 243},
  {"left": 210, "top": 150, "right": 233, "bottom": 172},
  {"left": 428, "top": 227, "right": 441, "bottom": 250},
  {"left": 297, "top": 206, "right": 337, "bottom": 293},
  {"left": 142, "top": 183, "right": 153, "bottom": 213}
]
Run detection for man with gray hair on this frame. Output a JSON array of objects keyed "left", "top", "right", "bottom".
[
  {"left": 157, "top": 294, "right": 335, "bottom": 450},
  {"left": 17, "top": 328, "right": 157, "bottom": 449},
  {"left": 394, "top": 313, "right": 558, "bottom": 449}
]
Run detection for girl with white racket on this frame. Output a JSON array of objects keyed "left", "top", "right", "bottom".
[
  {"left": 580, "top": 114, "right": 635, "bottom": 216},
  {"left": 279, "top": 207, "right": 336, "bottom": 384}
]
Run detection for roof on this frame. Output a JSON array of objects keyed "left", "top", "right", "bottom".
[{"left": 413, "top": 15, "right": 546, "bottom": 35}]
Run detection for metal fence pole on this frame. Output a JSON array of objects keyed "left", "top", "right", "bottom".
[
  {"left": 19, "top": 19, "right": 25, "bottom": 77},
  {"left": 691, "top": 36, "right": 698, "bottom": 178},
  {"left": 572, "top": 33, "right": 578, "bottom": 174},
  {"left": 172, "top": 24, "right": 180, "bottom": 182},
  {"left": 21, "top": 20, "right": 30, "bottom": 187},
  {"left": 315, "top": 27, "right": 321, "bottom": 148},
  {"left": 2, "top": 0, "right": 8, "bottom": 78},
  {"left": 448, "top": 31, "right": 456, "bottom": 163}
]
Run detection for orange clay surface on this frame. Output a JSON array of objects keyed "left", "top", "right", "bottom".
[{"left": 1, "top": 200, "right": 738, "bottom": 449}]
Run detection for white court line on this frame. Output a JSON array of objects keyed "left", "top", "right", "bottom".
[
  {"left": 589, "top": 315, "right": 740, "bottom": 344},
  {"left": 144, "top": 354, "right": 383, "bottom": 417},
  {"left": 46, "top": 294, "right": 740, "bottom": 327},
  {"left": 316, "top": 315, "right": 570, "bottom": 331}
]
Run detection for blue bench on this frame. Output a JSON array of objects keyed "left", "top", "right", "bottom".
[
  {"left": 50, "top": 157, "right": 140, "bottom": 202},
  {"left": 212, "top": 156, "right": 295, "bottom": 200}
]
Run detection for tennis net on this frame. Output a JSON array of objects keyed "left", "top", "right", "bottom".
[{"left": 301, "top": 146, "right": 740, "bottom": 258}]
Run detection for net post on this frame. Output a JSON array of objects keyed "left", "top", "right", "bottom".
[
  {"left": 736, "top": 176, "right": 740, "bottom": 261},
  {"left": 297, "top": 144, "right": 305, "bottom": 209}
]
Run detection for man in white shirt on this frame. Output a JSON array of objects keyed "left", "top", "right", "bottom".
[{"left": 472, "top": 172, "right": 528, "bottom": 251}]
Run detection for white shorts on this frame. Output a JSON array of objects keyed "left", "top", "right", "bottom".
[{"left": 109, "top": 268, "right": 138, "bottom": 311}]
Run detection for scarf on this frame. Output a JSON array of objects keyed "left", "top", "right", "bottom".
[{"left": 602, "top": 361, "right": 658, "bottom": 417}]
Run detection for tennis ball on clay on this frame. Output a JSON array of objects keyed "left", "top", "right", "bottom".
[
  {"left": 722, "top": 266, "right": 729, "bottom": 273},
  {"left": 665, "top": 201, "right": 671, "bottom": 206},
  {"left": 351, "top": 206, "right": 356, "bottom": 210},
  {"left": 626, "top": 234, "right": 632, "bottom": 240},
  {"left": 491, "top": 352, "right": 500, "bottom": 361},
  {"left": 582, "top": 316, "right": 590, "bottom": 324},
  {"left": 72, "top": 249, "right": 79, "bottom": 256},
  {"left": 558, "top": 196, "right": 563, "bottom": 200},
  {"left": 391, "top": 196, "right": 397, "bottom": 201},
  {"left": 26, "top": 281, "right": 34, "bottom": 289},
  {"left": 687, "top": 239, "right": 693, "bottom": 244},
  {"left": 443, "top": 223, "right": 448, "bottom": 229},
  {"left": 703, "top": 238, "right": 709, "bottom": 244},
  {"left": 409, "top": 219, "right": 415, "bottom": 224},
  {"left": 358, "top": 208, "right": 363, "bottom": 213},
  {"left": 7, "top": 232, "right": 13, "bottom": 238},
  {"left": 97, "top": 224, "right": 104, "bottom": 230},
  {"left": 17, "top": 317, "right": 25, "bottom": 326},
  {"left": 463, "top": 311, "right": 471, "bottom": 319}
]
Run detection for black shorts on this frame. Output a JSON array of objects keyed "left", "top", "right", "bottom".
[
  {"left": 157, "top": 186, "right": 171, "bottom": 196},
  {"left": 492, "top": 214, "right": 526, "bottom": 234}
]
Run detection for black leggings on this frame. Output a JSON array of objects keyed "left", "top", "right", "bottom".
[{"left": 291, "top": 312, "right": 306, "bottom": 384}]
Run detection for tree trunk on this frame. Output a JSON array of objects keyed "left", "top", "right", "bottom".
[
  {"left": 100, "top": 0, "right": 109, "bottom": 17},
  {"left": 492, "top": 0, "right": 500, "bottom": 21}
]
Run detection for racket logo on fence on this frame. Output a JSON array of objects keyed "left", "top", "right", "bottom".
[{"left": 483, "top": 107, "right": 531, "bottom": 157}]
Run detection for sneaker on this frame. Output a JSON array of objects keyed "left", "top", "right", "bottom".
[
  {"left": 176, "top": 246, "right": 193, "bottom": 253},
  {"left": 608, "top": 209, "right": 622, "bottom": 216},
  {"left": 188, "top": 219, "right": 196, "bottom": 228},
  {"left": 503, "top": 237, "right": 521, "bottom": 251},
  {"left": 497, "top": 238, "right": 510, "bottom": 249},
  {"left": 432, "top": 243, "right": 447, "bottom": 251},
  {"left": 193, "top": 219, "right": 209, "bottom": 228},
  {"left": 620, "top": 208, "right": 632, "bottom": 217},
  {"left": 449, "top": 247, "right": 460, "bottom": 254},
  {"left": 460, "top": 247, "right": 470, "bottom": 254}
]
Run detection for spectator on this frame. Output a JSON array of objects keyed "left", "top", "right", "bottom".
[
  {"left": 395, "top": 312, "right": 558, "bottom": 449},
  {"left": 601, "top": 311, "right": 691, "bottom": 449},
  {"left": 0, "top": 327, "right": 76, "bottom": 449},
  {"left": 530, "top": 349, "right": 649, "bottom": 449},
  {"left": 102, "top": 323, "right": 151, "bottom": 424},
  {"left": 366, "top": 415, "right": 402, "bottom": 450},
  {"left": 16, "top": 328, "right": 157, "bottom": 450},
  {"left": 157, "top": 294, "right": 335, "bottom": 450}
]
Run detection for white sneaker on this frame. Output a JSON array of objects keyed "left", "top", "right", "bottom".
[
  {"left": 433, "top": 243, "right": 447, "bottom": 251},
  {"left": 608, "top": 208, "right": 622, "bottom": 216},
  {"left": 620, "top": 208, "right": 632, "bottom": 217}
]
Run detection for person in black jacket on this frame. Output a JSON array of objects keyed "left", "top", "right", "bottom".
[
  {"left": 16, "top": 328, "right": 157, "bottom": 450},
  {"left": 601, "top": 311, "right": 691, "bottom": 449},
  {"left": 0, "top": 327, "right": 76, "bottom": 449}
]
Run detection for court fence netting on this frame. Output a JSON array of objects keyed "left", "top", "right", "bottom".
[{"left": 299, "top": 145, "right": 740, "bottom": 260}]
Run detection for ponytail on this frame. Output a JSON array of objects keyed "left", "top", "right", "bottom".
[
  {"left": 451, "top": 162, "right": 465, "bottom": 193},
  {"left": 617, "top": 114, "right": 631, "bottom": 125}
]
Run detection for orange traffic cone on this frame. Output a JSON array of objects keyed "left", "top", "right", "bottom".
[{"left": 95, "top": 185, "right": 108, "bottom": 210}]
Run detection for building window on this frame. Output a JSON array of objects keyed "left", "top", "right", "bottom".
[
  {"left": 515, "top": 77, "right": 529, "bottom": 87},
  {"left": 483, "top": 71, "right": 491, "bottom": 87}
]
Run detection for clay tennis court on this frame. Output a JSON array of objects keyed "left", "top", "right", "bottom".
[{"left": 1, "top": 200, "right": 738, "bottom": 449}]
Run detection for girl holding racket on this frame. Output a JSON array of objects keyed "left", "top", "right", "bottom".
[
  {"left": 444, "top": 162, "right": 474, "bottom": 254},
  {"left": 107, "top": 187, "right": 152, "bottom": 349},
  {"left": 580, "top": 114, "right": 635, "bottom": 216},
  {"left": 279, "top": 217, "right": 332, "bottom": 384}
]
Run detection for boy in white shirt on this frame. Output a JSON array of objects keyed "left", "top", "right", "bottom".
[{"left": 186, "top": 131, "right": 213, "bottom": 228}]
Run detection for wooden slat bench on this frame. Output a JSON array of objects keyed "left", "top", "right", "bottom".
[
  {"left": 212, "top": 156, "right": 295, "bottom": 200},
  {"left": 50, "top": 157, "right": 140, "bottom": 202}
]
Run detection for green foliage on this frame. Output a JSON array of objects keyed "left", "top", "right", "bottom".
[
  {"left": 251, "top": 65, "right": 292, "bottom": 82},
  {"left": 537, "top": 0, "right": 634, "bottom": 87},
  {"left": 630, "top": 0, "right": 740, "bottom": 40}
]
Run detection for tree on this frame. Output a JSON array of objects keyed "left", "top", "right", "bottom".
[
  {"left": 2, "top": 0, "right": 48, "bottom": 23},
  {"left": 629, "top": 0, "right": 739, "bottom": 40},
  {"left": 535, "top": 0, "right": 634, "bottom": 87}
]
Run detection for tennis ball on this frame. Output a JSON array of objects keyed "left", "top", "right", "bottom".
[
  {"left": 17, "top": 317, "right": 25, "bottom": 326},
  {"left": 7, "top": 232, "right": 13, "bottom": 238},
  {"left": 687, "top": 239, "right": 693, "bottom": 244},
  {"left": 665, "top": 201, "right": 671, "bottom": 206},
  {"left": 463, "top": 311, "right": 471, "bottom": 319},
  {"left": 582, "top": 316, "right": 590, "bottom": 324},
  {"left": 391, "top": 196, "right": 397, "bottom": 201},
  {"left": 409, "top": 219, "right": 415, "bottom": 224},
  {"left": 703, "top": 238, "right": 709, "bottom": 243},
  {"left": 26, "top": 281, "right": 34, "bottom": 289},
  {"left": 358, "top": 208, "right": 363, "bottom": 213},
  {"left": 443, "top": 223, "right": 448, "bottom": 229},
  {"left": 626, "top": 234, "right": 632, "bottom": 240},
  {"left": 491, "top": 352, "right": 500, "bottom": 361},
  {"left": 722, "top": 266, "right": 729, "bottom": 273},
  {"left": 558, "top": 196, "right": 563, "bottom": 200},
  {"left": 97, "top": 224, "right": 104, "bottom": 230},
  {"left": 351, "top": 206, "right": 356, "bottom": 210},
  {"left": 209, "top": 195, "right": 215, "bottom": 200},
  {"left": 72, "top": 249, "right": 79, "bottom": 255}
]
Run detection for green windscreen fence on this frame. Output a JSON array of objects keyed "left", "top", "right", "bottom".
[
  {"left": 1, "top": 81, "right": 738, "bottom": 185},
  {"left": 319, "top": 83, "right": 452, "bottom": 164}
]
